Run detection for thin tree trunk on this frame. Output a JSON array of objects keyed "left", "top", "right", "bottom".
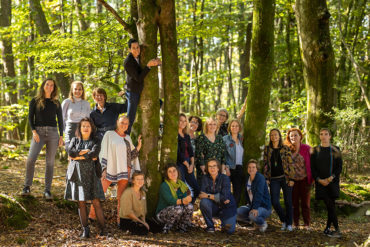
[{"left": 243, "top": 0, "right": 275, "bottom": 163}]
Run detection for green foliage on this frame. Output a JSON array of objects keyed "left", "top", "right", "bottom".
[{"left": 0, "top": 194, "right": 31, "bottom": 230}]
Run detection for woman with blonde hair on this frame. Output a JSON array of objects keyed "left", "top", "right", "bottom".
[
  {"left": 61, "top": 81, "right": 91, "bottom": 149},
  {"left": 22, "top": 79, "right": 64, "bottom": 199},
  {"left": 195, "top": 117, "right": 227, "bottom": 182}
]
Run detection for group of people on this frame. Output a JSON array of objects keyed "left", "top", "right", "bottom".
[{"left": 20, "top": 38, "right": 343, "bottom": 239}]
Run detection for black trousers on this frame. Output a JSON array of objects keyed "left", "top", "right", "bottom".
[
  {"left": 322, "top": 197, "right": 339, "bottom": 230},
  {"left": 230, "top": 166, "right": 244, "bottom": 205},
  {"left": 120, "top": 218, "right": 149, "bottom": 235}
]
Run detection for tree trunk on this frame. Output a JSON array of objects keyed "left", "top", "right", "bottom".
[
  {"left": 135, "top": 0, "right": 161, "bottom": 217},
  {"left": 158, "top": 0, "right": 180, "bottom": 168},
  {"left": 294, "top": 0, "right": 336, "bottom": 145},
  {"left": 29, "top": 0, "right": 70, "bottom": 98},
  {"left": 74, "top": 0, "right": 89, "bottom": 31},
  {"left": 243, "top": 0, "right": 275, "bottom": 164},
  {"left": 0, "top": 0, "right": 17, "bottom": 104}
]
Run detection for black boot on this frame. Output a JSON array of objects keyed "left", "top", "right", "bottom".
[{"left": 80, "top": 226, "right": 90, "bottom": 238}]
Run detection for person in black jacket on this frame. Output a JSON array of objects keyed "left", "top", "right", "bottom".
[
  {"left": 177, "top": 113, "right": 200, "bottom": 203},
  {"left": 123, "top": 38, "right": 161, "bottom": 134},
  {"left": 311, "top": 128, "right": 343, "bottom": 238}
]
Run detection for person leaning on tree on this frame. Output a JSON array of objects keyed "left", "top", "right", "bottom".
[
  {"left": 21, "top": 79, "right": 64, "bottom": 200},
  {"left": 311, "top": 128, "right": 343, "bottom": 238},
  {"left": 122, "top": 38, "right": 161, "bottom": 134}
]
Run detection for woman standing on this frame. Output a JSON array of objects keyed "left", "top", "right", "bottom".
[
  {"left": 65, "top": 118, "right": 105, "bottom": 238},
  {"left": 284, "top": 128, "right": 313, "bottom": 229},
  {"left": 199, "top": 158, "right": 237, "bottom": 234},
  {"left": 216, "top": 108, "right": 229, "bottom": 137},
  {"left": 223, "top": 119, "right": 244, "bottom": 205},
  {"left": 22, "top": 79, "right": 64, "bottom": 199},
  {"left": 177, "top": 114, "right": 200, "bottom": 202},
  {"left": 61, "top": 81, "right": 91, "bottom": 149},
  {"left": 195, "top": 117, "right": 227, "bottom": 182},
  {"left": 90, "top": 88, "right": 127, "bottom": 141},
  {"left": 156, "top": 164, "right": 193, "bottom": 233},
  {"left": 311, "top": 128, "right": 342, "bottom": 238},
  {"left": 188, "top": 115, "right": 202, "bottom": 153},
  {"left": 88, "top": 115, "right": 141, "bottom": 222},
  {"left": 119, "top": 171, "right": 149, "bottom": 235},
  {"left": 263, "top": 128, "right": 295, "bottom": 231}
]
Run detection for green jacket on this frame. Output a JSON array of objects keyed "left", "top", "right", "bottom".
[{"left": 155, "top": 181, "right": 189, "bottom": 214}]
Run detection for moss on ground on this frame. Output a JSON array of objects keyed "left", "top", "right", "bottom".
[{"left": 0, "top": 194, "right": 31, "bottom": 230}]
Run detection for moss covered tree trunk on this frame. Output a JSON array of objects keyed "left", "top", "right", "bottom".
[
  {"left": 243, "top": 0, "right": 275, "bottom": 166},
  {"left": 158, "top": 0, "right": 180, "bottom": 168},
  {"left": 136, "top": 0, "right": 161, "bottom": 216},
  {"left": 294, "top": 0, "right": 336, "bottom": 145}
]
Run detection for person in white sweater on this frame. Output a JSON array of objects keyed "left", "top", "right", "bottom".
[
  {"left": 61, "top": 81, "right": 91, "bottom": 149},
  {"left": 89, "top": 115, "right": 142, "bottom": 223}
]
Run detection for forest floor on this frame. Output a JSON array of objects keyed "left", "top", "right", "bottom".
[{"left": 0, "top": 154, "right": 369, "bottom": 247}]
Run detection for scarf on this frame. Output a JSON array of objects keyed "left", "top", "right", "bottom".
[{"left": 165, "top": 179, "right": 188, "bottom": 199}]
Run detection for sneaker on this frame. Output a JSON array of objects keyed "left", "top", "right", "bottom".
[
  {"left": 206, "top": 227, "right": 215, "bottom": 233},
  {"left": 323, "top": 228, "right": 331, "bottom": 236},
  {"left": 287, "top": 225, "right": 293, "bottom": 231},
  {"left": 259, "top": 222, "right": 268, "bottom": 233},
  {"left": 21, "top": 186, "right": 31, "bottom": 196},
  {"left": 44, "top": 191, "right": 53, "bottom": 200},
  {"left": 281, "top": 222, "right": 286, "bottom": 231},
  {"left": 328, "top": 230, "right": 342, "bottom": 238}
]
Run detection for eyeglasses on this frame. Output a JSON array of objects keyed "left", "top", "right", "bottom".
[
  {"left": 190, "top": 121, "right": 199, "bottom": 125},
  {"left": 208, "top": 165, "right": 218, "bottom": 168}
]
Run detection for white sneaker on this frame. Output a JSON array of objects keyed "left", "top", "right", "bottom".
[
  {"left": 287, "top": 225, "right": 293, "bottom": 231},
  {"left": 281, "top": 222, "right": 286, "bottom": 230},
  {"left": 259, "top": 222, "right": 268, "bottom": 233}
]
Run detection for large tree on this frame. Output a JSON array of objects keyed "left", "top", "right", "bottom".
[
  {"left": 294, "top": 0, "right": 336, "bottom": 145},
  {"left": 243, "top": 0, "right": 276, "bottom": 164}
]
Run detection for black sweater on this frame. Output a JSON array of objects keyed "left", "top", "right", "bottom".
[
  {"left": 28, "top": 98, "right": 63, "bottom": 136},
  {"left": 123, "top": 53, "right": 151, "bottom": 94}
]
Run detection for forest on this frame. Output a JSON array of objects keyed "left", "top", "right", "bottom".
[{"left": 0, "top": 0, "right": 369, "bottom": 246}]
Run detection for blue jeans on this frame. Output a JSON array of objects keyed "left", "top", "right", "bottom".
[
  {"left": 200, "top": 198, "right": 236, "bottom": 234},
  {"left": 237, "top": 205, "right": 271, "bottom": 226},
  {"left": 125, "top": 91, "right": 140, "bottom": 134},
  {"left": 270, "top": 177, "right": 293, "bottom": 225},
  {"left": 178, "top": 160, "right": 200, "bottom": 203}
]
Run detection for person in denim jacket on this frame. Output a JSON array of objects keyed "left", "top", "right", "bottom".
[
  {"left": 237, "top": 159, "right": 271, "bottom": 232},
  {"left": 199, "top": 158, "right": 237, "bottom": 234},
  {"left": 223, "top": 119, "right": 244, "bottom": 205}
]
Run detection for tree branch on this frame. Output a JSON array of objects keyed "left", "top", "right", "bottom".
[{"left": 97, "top": 0, "right": 134, "bottom": 36}]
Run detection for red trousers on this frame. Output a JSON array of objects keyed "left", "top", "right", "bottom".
[{"left": 292, "top": 179, "right": 311, "bottom": 226}]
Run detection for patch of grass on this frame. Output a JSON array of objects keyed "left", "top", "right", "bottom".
[
  {"left": 54, "top": 198, "right": 78, "bottom": 211},
  {"left": 0, "top": 195, "right": 31, "bottom": 230},
  {"left": 16, "top": 195, "right": 39, "bottom": 210},
  {"left": 16, "top": 238, "right": 26, "bottom": 245},
  {"left": 2, "top": 165, "right": 9, "bottom": 169},
  {"left": 340, "top": 183, "right": 370, "bottom": 202}
]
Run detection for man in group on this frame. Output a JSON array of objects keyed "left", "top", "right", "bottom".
[
  {"left": 123, "top": 38, "right": 161, "bottom": 134},
  {"left": 237, "top": 159, "right": 272, "bottom": 232}
]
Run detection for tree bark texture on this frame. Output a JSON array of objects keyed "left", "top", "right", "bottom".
[
  {"left": 294, "top": 0, "right": 336, "bottom": 145},
  {"left": 136, "top": 0, "right": 161, "bottom": 217},
  {"left": 158, "top": 0, "right": 180, "bottom": 168},
  {"left": 243, "top": 0, "right": 275, "bottom": 165},
  {"left": 0, "top": 0, "right": 17, "bottom": 104}
]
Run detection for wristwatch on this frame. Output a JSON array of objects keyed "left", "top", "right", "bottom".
[{"left": 207, "top": 194, "right": 210, "bottom": 199}]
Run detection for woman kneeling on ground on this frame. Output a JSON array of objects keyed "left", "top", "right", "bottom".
[
  {"left": 65, "top": 117, "right": 106, "bottom": 238},
  {"left": 156, "top": 163, "right": 194, "bottom": 233},
  {"left": 199, "top": 158, "right": 237, "bottom": 234},
  {"left": 237, "top": 159, "right": 271, "bottom": 232},
  {"left": 119, "top": 171, "right": 149, "bottom": 235}
]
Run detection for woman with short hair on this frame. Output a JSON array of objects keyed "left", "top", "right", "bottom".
[{"left": 216, "top": 108, "right": 229, "bottom": 137}]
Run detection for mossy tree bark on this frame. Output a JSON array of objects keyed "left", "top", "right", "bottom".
[
  {"left": 243, "top": 0, "right": 275, "bottom": 167},
  {"left": 135, "top": 0, "right": 161, "bottom": 216},
  {"left": 294, "top": 0, "right": 336, "bottom": 145},
  {"left": 157, "top": 0, "right": 180, "bottom": 169}
]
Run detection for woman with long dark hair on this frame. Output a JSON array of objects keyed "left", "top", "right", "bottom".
[
  {"left": 22, "top": 79, "right": 64, "bottom": 199},
  {"left": 263, "top": 128, "right": 295, "bottom": 231},
  {"left": 65, "top": 118, "right": 105, "bottom": 238}
]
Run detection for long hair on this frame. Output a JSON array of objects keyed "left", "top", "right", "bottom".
[
  {"left": 268, "top": 128, "right": 283, "bottom": 148},
  {"left": 284, "top": 128, "right": 303, "bottom": 153},
  {"left": 75, "top": 117, "right": 96, "bottom": 139},
  {"left": 35, "top": 79, "right": 59, "bottom": 110},
  {"left": 69, "top": 81, "right": 85, "bottom": 103},
  {"left": 227, "top": 119, "right": 242, "bottom": 134},
  {"left": 179, "top": 113, "right": 189, "bottom": 135}
]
